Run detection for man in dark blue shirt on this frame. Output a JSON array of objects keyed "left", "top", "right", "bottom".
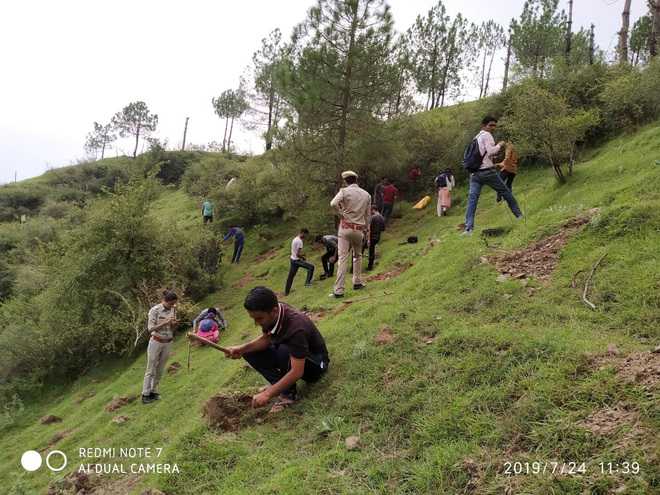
[{"left": 223, "top": 226, "right": 245, "bottom": 264}]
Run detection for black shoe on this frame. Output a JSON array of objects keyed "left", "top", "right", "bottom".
[
  {"left": 319, "top": 274, "right": 327, "bottom": 280},
  {"left": 142, "top": 394, "right": 154, "bottom": 404},
  {"left": 353, "top": 283, "right": 366, "bottom": 290},
  {"left": 150, "top": 392, "right": 160, "bottom": 401}
]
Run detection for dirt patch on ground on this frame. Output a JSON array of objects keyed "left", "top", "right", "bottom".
[
  {"left": 302, "top": 307, "right": 329, "bottom": 322},
  {"left": 202, "top": 392, "right": 268, "bottom": 432},
  {"left": 255, "top": 248, "right": 279, "bottom": 263},
  {"left": 578, "top": 403, "right": 640, "bottom": 437},
  {"left": 591, "top": 350, "right": 660, "bottom": 390},
  {"left": 487, "top": 212, "right": 596, "bottom": 281},
  {"left": 104, "top": 395, "right": 137, "bottom": 413},
  {"left": 47, "top": 471, "right": 100, "bottom": 494},
  {"left": 233, "top": 273, "right": 254, "bottom": 288},
  {"left": 40, "top": 415, "right": 62, "bottom": 425},
  {"left": 39, "top": 429, "right": 74, "bottom": 453},
  {"left": 366, "top": 262, "right": 413, "bottom": 282},
  {"left": 167, "top": 361, "right": 182, "bottom": 374},
  {"left": 75, "top": 390, "right": 96, "bottom": 404},
  {"left": 374, "top": 326, "right": 395, "bottom": 345}
]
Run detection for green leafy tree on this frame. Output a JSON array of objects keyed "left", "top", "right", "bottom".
[
  {"left": 511, "top": 0, "right": 567, "bottom": 78},
  {"left": 630, "top": 15, "right": 652, "bottom": 65},
  {"left": 474, "top": 20, "right": 506, "bottom": 98},
  {"left": 407, "top": 1, "right": 474, "bottom": 108},
  {"left": 251, "top": 29, "right": 288, "bottom": 150},
  {"left": 502, "top": 81, "right": 600, "bottom": 182},
  {"left": 84, "top": 122, "right": 116, "bottom": 160},
  {"left": 279, "top": 0, "right": 396, "bottom": 182},
  {"left": 212, "top": 87, "right": 249, "bottom": 152},
  {"left": 112, "top": 101, "right": 158, "bottom": 158}
]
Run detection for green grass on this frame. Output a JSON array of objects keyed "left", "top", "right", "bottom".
[{"left": 2, "top": 124, "right": 660, "bottom": 494}]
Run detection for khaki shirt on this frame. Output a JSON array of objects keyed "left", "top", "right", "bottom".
[
  {"left": 330, "top": 184, "right": 371, "bottom": 226},
  {"left": 147, "top": 303, "right": 176, "bottom": 340},
  {"left": 497, "top": 144, "right": 519, "bottom": 174}
]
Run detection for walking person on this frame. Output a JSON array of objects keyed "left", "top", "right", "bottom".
[
  {"left": 201, "top": 198, "right": 214, "bottom": 224},
  {"left": 315, "top": 234, "right": 338, "bottom": 280},
  {"left": 364, "top": 205, "right": 385, "bottom": 271},
  {"left": 223, "top": 226, "right": 245, "bottom": 264},
  {"left": 462, "top": 116, "right": 523, "bottom": 235},
  {"left": 381, "top": 178, "right": 398, "bottom": 222},
  {"left": 142, "top": 290, "right": 178, "bottom": 404},
  {"left": 496, "top": 142, "right": 519, "bottom": 203},
  {"left": 225, "top": 287, "right": 329, "bottom": 412},
  {"left": 373, "top": 179, "right": 385, "bottom": 214},
  {"left": 434, "top": 168, "right": 455, "bottom": 216},
  {"left": 330, "top": 171, "right": 371, "bottom": 298},
  {"left": 284, "top": 228, "right": 314, "bottom": 296}
]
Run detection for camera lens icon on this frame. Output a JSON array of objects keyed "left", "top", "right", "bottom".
[{"left": 21, "top": 450, "right": 68, "bottom": 472}]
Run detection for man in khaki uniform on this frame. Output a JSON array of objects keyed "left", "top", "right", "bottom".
[
  {"left": 330, "top": 171, "right": 371, "bottom": 298},
  {"left": 142, "top": 290, "right": 178, "bottom": 404}
]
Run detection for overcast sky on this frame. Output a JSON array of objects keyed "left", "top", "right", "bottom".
[{"left": 0, "top": 0, "right": 646, "bottom": 184}]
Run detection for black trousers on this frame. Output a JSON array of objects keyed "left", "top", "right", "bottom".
[
  {"left": 285, "top": 259, "right": 314, "bottom": 295},
  {"left": 321, "top": 247, "right": 336, "bottom": 276},
  {"left": 243, "top": 344, "right": 328, "bottom": 398},
  {"left": 382, "top": 203, "right": 393, "bottom": 221},
  {"left": 231, "top": 239, "right": 244, "bottom": 263},
  {"left": 365, "top": 238, "right": 379, "bottom": 270},
  {"left": 497, "top": 171, "right": 516, "bottom": 201}
]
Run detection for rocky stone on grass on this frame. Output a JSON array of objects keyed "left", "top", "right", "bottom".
[
  {"left": 345, "top": 435, "right": 360, "bottom": 451},
  {"left": 40, "top": 415, "right": 62, "bottom": 425},
  {"left": 112, "top": 415, "right": 130, "bottom": 424},
  {"left": 104, "top": 395, "right": 137, "bottom": 413}
]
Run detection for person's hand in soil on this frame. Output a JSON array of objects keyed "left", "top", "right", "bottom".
[
  {"left": 225, "top": 346, "right": 244, "bottom": 359},
  {"left": 252, "top": 390, "right": 271, "bottom": 408}
]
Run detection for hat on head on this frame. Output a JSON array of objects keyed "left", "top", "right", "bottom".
[{"left": 341, "top": 170, "right": 358, "bottom": 179}]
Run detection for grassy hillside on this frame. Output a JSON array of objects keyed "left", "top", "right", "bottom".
[{"left": 2, "top": 124, "right": 659, "bottom": 494}]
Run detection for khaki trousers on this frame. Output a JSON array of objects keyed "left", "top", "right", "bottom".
[
  {"left": 142, "top": 338, "right": 171, "bottom": 395},
  {"left": 333, "top": 227, "right": 364, "bottom": 295}
]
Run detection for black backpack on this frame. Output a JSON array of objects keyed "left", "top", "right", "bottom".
[
  {"left": 462, "top": 139, "right": 485, "bottom": 173},
  {"left": 434, "top": 173, "right": 447, "bottom": 188}
]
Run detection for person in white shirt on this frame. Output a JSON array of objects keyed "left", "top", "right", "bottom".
[
  {"left": 462, "top": 116, "right": 523, "bottom": 235},
  {"left": 284, "top": 228, "right": 314, "bottom": 295}
]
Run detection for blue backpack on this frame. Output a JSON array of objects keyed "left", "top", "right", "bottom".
[{"left": 462, "top": 139, "right": 485, "bottom": 173}]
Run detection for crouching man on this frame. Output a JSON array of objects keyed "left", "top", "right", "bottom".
[{"left": 225, "top": 286, "right": 330, "bottom": 411}]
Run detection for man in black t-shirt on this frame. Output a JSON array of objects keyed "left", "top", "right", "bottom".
[{"left": 226, "top": 287, "right": 330, "bottom": 410}]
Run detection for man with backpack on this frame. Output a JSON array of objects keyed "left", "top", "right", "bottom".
[{"left": 462, "top": 116, "right": 523, "bottom": 235}]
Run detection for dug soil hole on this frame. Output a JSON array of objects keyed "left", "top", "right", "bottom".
[{"left": 203, "top": 393, "right": 268, "bottom": 432}]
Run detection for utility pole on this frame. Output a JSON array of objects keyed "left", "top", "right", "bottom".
[
  {"left": 181, "top": 117, "right": 189, "bottom": 151},
  {"left": 14, "top": 171, "right": 17, "bottom": 183},
  {"left": 618, "top": 0, "right": 632, "bottom": 64},
  {"left": 565, "top": 0, "right": 574, "bottom": 62},
  {"left": 589, "top": 23, "right": 595, "bottom": 65},
  {"left": 502, "top": 23, "right": 513, "bottom": 91}
]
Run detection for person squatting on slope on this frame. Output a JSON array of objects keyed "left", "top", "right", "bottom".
[
  {"left": 463, "top": 116, "right": 523, "bottom": 235},
  {"left": 315, "top": 234, "right": 338, "bottom": 280},
  {"left": 192, "top": 306, "right": 227, "bottom": 344},
  {"left": 330, "top": 170, "right": 371, "bottom": 298},
  {"left": 434, "top": 168, "right": 455, "bottom": 216},
  {"left": 285, "top": 228, "right": 314, "bottom": 296},
  {"left": 142, "top": 290, "right": 178, "bottom": 404},
  {"left": 364, "top": 205, "right": 385, "bottom": 271},
  {"left": 223, "top": 226, "right": 245, "bottom": 264},
  {"left": 496, "top": 142, "right": 519, "bottom": 203},
  {"left": 225, "top": 287, "right": 330, "bottom": 411}
]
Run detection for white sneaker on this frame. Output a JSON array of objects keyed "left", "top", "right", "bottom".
[{"left": 460, "top": 230, "right": 473, "bottom": 236}]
